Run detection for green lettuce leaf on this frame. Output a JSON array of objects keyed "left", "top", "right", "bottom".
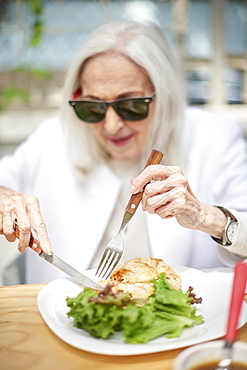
[{"left": 66, "top": 273, "right": 204, "bottom": 343}]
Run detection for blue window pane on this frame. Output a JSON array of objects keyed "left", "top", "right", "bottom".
[
  {"left": 186, "top": 0, "right": 213, "bottom": 59},
  {"left": 186, "top": 70, "right": 211, "bottom": 104},
  {"left": 224, "top": 67, "right": 244, "bottom": 104},
  {"left": 225, "top": 1, "right": 247, "bottom": 55},
  {"left": 43, "top": 1, "right": 104, "bottom": 29}
]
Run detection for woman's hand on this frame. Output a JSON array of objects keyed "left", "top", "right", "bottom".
[
  {"left": 0, "top": 186, "right": 52, "bottom": 254},
  {"left": 130, "top": 165, "right": 226, "bottom": 238}
]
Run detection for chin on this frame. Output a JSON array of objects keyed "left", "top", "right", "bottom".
[
  {"left": 103, "top": 138, "right": 143, "bottom": 161},
  {"left": 111, "top": 150, "right": 141, "bottom": 161}
]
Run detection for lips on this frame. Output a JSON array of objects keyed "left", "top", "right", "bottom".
[{"left": 108, "top": 133, "right": 134, "bottom": 147}]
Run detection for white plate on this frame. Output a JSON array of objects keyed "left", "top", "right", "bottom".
[{"left": 37, "top": 267, "right": 247, "bottom": 356}]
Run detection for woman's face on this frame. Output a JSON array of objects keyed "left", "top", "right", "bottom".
[{"left": 79, "top": 52, "right": 155, "bottom": 160}]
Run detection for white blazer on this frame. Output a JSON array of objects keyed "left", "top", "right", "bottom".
[{"left": 1, "top": 107, "right": 247, "bottom": 284}]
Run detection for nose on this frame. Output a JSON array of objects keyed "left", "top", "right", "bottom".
[{"left": 103, "top": 107, "right": 125, "bottom": 134}]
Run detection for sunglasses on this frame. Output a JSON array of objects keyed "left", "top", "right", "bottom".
[{"left": 69, "top": 90, "right": 156, "bottom": 123}]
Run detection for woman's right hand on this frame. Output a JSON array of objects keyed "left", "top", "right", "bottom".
[{"left": 0, "top": 186, "right": 52, "bottom": 254}]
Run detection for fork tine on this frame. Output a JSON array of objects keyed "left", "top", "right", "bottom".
[
  {"left": 100, "top": 251, "right": 117, "bottom": 278},
  {"left": 97, "top": 250, "right": 115, "bottom": 277},
  {"left": 96, "top": 249, "right": 119, "bottom": 279},
  {"left": 96, "top": 248, "right": 119, "bottom": 277},
  {"left": 102, "top": 253, "right": 122, "bottom": 279},
  {"left": 95, "top": 249, "right": 111, "bottom": 276}
]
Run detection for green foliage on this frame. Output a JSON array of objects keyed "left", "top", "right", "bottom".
[
  {"left": 11, "top": 66, "right": 51, "bottom": 81},
  {"left": 26, "top": 0, "right": 44, "bottom": 47},
  {"left": 30, "top": 68, "right": 51, "bottom": 80},
  {"left": 0, "top": 87, "right": 31, "bottom": 111},
  {"left": 0, "top": 1, "right": 49, "bottom": 111},
  {"left": 0, "top": 66, "right": 51, "bottom": 110},
  {"left": 27, "top": 0, "right": 43, "bottom": 15}
]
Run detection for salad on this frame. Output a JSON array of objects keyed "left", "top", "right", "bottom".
[{"left": 66, "top": 273, "right": 204, "bottom": 344}]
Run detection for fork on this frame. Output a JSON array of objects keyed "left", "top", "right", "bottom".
[{"left": 95, "top": 149, "right": 164, "bottom": 279}]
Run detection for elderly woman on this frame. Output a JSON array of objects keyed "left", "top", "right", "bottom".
[{"left": 1, "top": 20, "right": 247, "bottom": 284}]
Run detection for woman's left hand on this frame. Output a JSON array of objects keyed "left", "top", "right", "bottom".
[{"left": 130, "top": 164, "right": 226, "bottom": 237}]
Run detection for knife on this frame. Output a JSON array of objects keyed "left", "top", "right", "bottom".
[{"left": 14, "top": 224, "right": 103, "bottom": 291}]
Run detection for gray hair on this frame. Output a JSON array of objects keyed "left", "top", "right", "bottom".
[{"left": 60, "top": 20, "right": 185, "bottom": 177}]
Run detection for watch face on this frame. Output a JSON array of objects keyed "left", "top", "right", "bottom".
[{"left": 227, "top": 221, "right": 238, "bottom": 243}]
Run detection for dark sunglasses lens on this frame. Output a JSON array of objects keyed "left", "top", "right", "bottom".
[
  {"left": 116, "top": 99, "right": 149, "bottom": 121},
  {"left": 74, "top": 102, "right": 106, "bottom": 123}
]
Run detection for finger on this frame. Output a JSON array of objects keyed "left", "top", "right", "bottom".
[
  {"left": 142, "top": 173, "right": 187, "bottom": 209},
  {"left": 144, "top": 184, "right": 187, "bottom": 216},
  {"left": 0, "top": 214, "right": 3, "bottom": 234},
  {"left": 2, "top": 210, "right": 16, "bottom": 242},
  {"left": 143, "top": 192, "right": 172, "bottom": 213},
  {"left": 141, "top": 179, "right": 170, "bottom": 209},
  {"left": 14, "top": 217, "right": 32, "bottom": 252},
  {"left": 1, "top": 192, "right": 24, "bottom": 242},
  {"left": 32, "top": 220, "right": 52, "bottom": 255},
  {"left": 25, "top": 195, "right": 52, "bottom": 254},
  {"left": 155, "top": 198, "right": 183, "bottom": 218},
  {"left": 3, "top": 193, "right": 32, "bottom": 250},
  {"left": 130, "top": 165, "right": 182, "bottom": 194},
  {"left": 154, "top": 204, "right": 176, "bottom": 219}
]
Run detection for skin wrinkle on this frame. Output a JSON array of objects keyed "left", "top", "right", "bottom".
[
  {"left": 27, "top": 203, "right": 50, "bottom": 250},
  {"left": 0, "top": 189, "right": 52, "bottom": 254},
  {"left": 131, "top": 164, "right": 226, "bottom": 238},
  {"left": 145, "top": 183, "right": 186, "bottom": 214},
  {"left": 130, "top": 165, "right": 183, "bottom": 194},
  {"left": 4, "top": 194, "right": 31, "bottom": 247}
]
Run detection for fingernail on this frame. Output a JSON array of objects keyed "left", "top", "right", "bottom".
[
  {"left": 45, "top": 248, "right": 53, "bottom": 255},
  {"left": 43, "top": 244, "right": 53, "bottom": 255},
  {"left": 130, "top": 185, "right": 136, "bottom": 193}
]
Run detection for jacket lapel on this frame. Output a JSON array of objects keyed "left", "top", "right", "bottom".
[{"left": 69, "top": 164, "right": 121, "bottom": 270}]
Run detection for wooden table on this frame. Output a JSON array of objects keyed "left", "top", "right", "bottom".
[{"left": 0, "top": 284, "right": 247, "bottom": 370}]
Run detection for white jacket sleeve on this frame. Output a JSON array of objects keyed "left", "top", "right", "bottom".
[
  {"left": 217, "top": 209, "right": 247, "bottom": 265},
  {"left": 184, "top": 108, "right": 247, "bottom": 266},
  {"left": 207, "top": 117, "right": 247, "bottom": 264}
]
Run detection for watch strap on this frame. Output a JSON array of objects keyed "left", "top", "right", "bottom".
[{"left": 211, "top": 206, "right": 237, "bottom": 246}]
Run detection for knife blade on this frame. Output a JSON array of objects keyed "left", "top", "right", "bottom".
[
  {"left": 14, "top": 224, "right": 103, "bottom": 291},
  {"left": 39, "top": 252, "right": 103, "bottom": 290}
]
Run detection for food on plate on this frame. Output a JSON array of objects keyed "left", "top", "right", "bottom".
[
  {"left": 98, "top": 257, "right": 181, "bottom": 300},
  {"left": 66, "top": 258, "right": 204, "bottom": 343}
]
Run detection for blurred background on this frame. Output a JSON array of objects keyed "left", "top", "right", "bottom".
[{"left": 0, "top": 0, "right": 247, "bottom": 285}]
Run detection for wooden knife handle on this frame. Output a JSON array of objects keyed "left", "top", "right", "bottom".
[
  {"left": 125, "top": 149, "right": 164, "bottom": 216},
  {"left": 14, "top": 223, "right": 43, "bottom": 254}
]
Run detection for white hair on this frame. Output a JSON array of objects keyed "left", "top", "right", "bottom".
[{"left": 60, "top": 20, "right": 186, "bottom": 177}]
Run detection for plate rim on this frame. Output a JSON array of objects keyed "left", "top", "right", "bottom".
[{"left": 37, "top": 267, "right": 247, "bottom": 356}]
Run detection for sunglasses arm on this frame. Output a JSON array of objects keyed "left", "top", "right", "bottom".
[{"left": 71, "top": 88, "right": 81, "bottom": 100}]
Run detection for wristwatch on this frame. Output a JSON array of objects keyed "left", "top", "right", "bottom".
[{"left": 211, "top": 206, "right": 239, "bottom": 246}]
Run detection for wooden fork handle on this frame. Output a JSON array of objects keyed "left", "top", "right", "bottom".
[
  {"left": 14, "top": 223, "right": 43, "bottom": 254},
  {"left": 125, "top": 149, "right": 164, "bottom": 216}
]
